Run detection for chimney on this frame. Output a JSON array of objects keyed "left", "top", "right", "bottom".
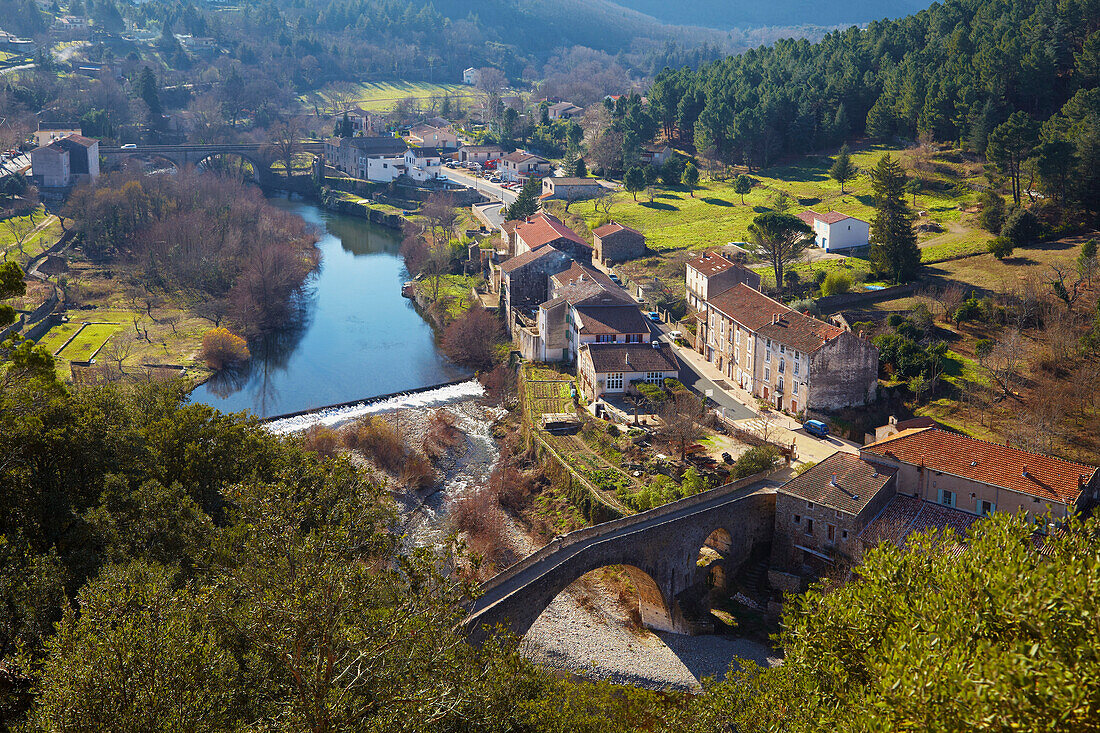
[
  {"left": 1022, "top": 466, "right": 1030, "bottom": 478},
  {"left": 830, "top": 473, "right": 838, "bottom": 487}
]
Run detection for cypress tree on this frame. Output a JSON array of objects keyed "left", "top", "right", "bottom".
[
  {"left": 868, "top": 154, "right": 921, "bottom": 283},
  {"left": 829, "top": 143, "right": 857, "bottom": 194}
]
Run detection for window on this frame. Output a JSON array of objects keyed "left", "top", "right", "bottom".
[
  {"left": 794, "top": 350, "right": 800, "bottom": 360},
  {"left": 767, "top": 338, "right": 772, "bottom": 348},
  {"left": 736, "top": 329, "right": 741, "bottom": 345},
  {"left": 764, "top": 367, "right": 770, "bottom": 383},
  {"left": 835, "top": 509, "right": 841, "bottom": 518},
  {"left": 827, "top": 524, "right": 836, "bottom": 541},
  {"left": 938, "top": 489, "right": 956, "bottom": 508},
  {"left": 806, "top": 501, "right": 814, "bottom": 510},
  {"left": 779, "top": 359, "right": 785, "bottom": 373},
  {"left": 596, "top": 334, "right": 615, "bottom": 343},
  {"left": 606, "top": 372, "right": 623, "bottom": 390},
  {"left": 645, "top": 372, "right": 662, "bottom": 384},
  {"left": 794, "top": 360, "right": 800, "bottom": 375},
  {"left": 978, "top": 499, "right": 996, "bottom": 516},
  {"left": 842, "top": 530, "right": 848, "bottom": 539},
  {"left": 780, "top": 344, "right": 786, "bottom": 354},
  {"left": 793, "top": 514, "right": 801, "bottom": 524},
  {"left": 805, "top": 518, "right": 814, "bottom": 536},
  {"left": 626, "top": 334, "right": 643, "bottom": 343}
]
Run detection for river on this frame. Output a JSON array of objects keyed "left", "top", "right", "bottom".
[{"left": 190, "top": 197, "right": 469, "bottom": 418}]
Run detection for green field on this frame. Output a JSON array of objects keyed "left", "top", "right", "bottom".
[
  {"left": 57, "top": 323, "right": 121, "bottom": 362},
  {"left": 309, "top": 81, "right": 484, "bottom": 113},
  {"left": 0, "top": 208, "right": 62, "bottom": 264},
  {"left": 583, "top": 144, "right": 982, "bottom": 256},
  {"left": 32, "top": 322, "right": 84, "bottom": 355}
]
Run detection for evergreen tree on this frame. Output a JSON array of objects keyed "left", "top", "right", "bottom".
[
  {"left": 139, "top": 66, "right": 161, "bottom": 115},
  {"left": 624, "top": 166, "right": 646, "bottom": 201},
  {"left": 503, "top": 177, "right": 540, "bottom": 221},
  {"left": 680, "top": 162, "right": 699, "bottom": 197},
  {"left": 829, "top": 143, "right": 857, "bottom": 194},
  {"left": 734, "top": 174, "right": 751, "bottom": 204},
  {"left": 571, "top": 156, "right": 587, "bottom": 178},
  {"left": 987, "top": 112, "right": 1038, "bottom": 205},
  {"left": 746, "top": 211, "right": 814, "bottom": 290},
  {"left": 868, "top": 154, "right": 920, "bottom": 283}
]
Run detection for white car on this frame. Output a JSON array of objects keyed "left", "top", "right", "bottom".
[{"left": 668, "top": 330, "right": 683, "bottom": 341}]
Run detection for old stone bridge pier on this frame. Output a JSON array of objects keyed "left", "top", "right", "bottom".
[
  {"left": 99, "top": 142, "right": 325, "bottom": 187},
  {"left": 464, "top": 474, "right": 778, "bottom": 644}
]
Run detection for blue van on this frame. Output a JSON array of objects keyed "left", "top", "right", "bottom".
[{"left": 803, "top": 419, "right": 830, "bottom": 438}]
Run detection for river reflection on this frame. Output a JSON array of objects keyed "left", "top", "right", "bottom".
[{"left": 190, "top": 197, "right": 468, "bottom": 418}]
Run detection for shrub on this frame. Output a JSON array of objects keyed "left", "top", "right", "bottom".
[
  {"left": 300, "top": 425, "right": 340, "bottom": 458},
  {"left": 820, "top": 270, "right": 853, "bottom": 296},
  {"left": 953, "top": 297, "right": 982, "bottom": 325},
  {"left": 813, "top": 269, "right": 828, "bottom": 286},
  {"left": 978, "top": 191, "right": 1007, "bottom": 233},
  {"left": 400, "top": 453, "right": 436, "bottom": 490},
  {"left": 200, "top": 328, "right": 250, "bottom": 370},
  {"left": 441, "top": 307, "right": 503, "bottom": 371},
  {"left": 733, "top": 445, "right": 781, "bottom": 478},
  {"left": 341, "top": 417, "right": 405, "bottom": 473},
  {"left": 663, "top": 378, "right": 687, "bottom": 393},
  {"left": 789, "top": 299, "right": 817, "bottom": 315},
  {"left": 1001, "top": 208, "right": 1041, "bottom": 247},
  {"left": 988, "top": 236, "right": 1014, "bottom": 259},
  {"left": 636, "top": 383, "right": 666, "bottom": 403}
]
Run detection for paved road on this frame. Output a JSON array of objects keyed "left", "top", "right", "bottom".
[
  {"left": 468, "top": 478, "right": 779, "bottom": 618},
  {"left": 444, "top": 166, "right": 517, "bottom": 205}
]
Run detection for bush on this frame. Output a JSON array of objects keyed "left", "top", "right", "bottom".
[
  {"left": 200, "top": 328, "right": 250, "bottom": 370},
  {"left": 813, "top": 269, "right": 828, "bottom": 286},
  {"left": 441, "top": 307, "right": 503, "bottom": 371},
  {"left": 1001, "top": 208, "right": 1042, "bottom": 247},
  {"left": 341, "top": 417, "right": 405, "bottom": 474},
  {"left": 988, "top": 236, "right": 1014, "bottom": 259},
  {"left": 300, "top": 425, "right": 340, "bottom": 458},
  {"left": 978, "top": 191, "right": 1007, "bottom": 233},
  {"left": 636, "top": 383, "right": 666, "bottom": 403},
  {"left": 663, "top": 378, "right": 687, "bottom": 393},
  {"left": 732, "top": 445, "right": 781, "bottom": 478},
  {"left": 821, "top": 270, "right": 853, "bottom": 296}
]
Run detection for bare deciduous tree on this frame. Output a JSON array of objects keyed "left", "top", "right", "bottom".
[
  {"left": 103, "top": 332, "right": 135, "bottom": 372},
  {"left": 659, "top": 391, "right": 707, "bottom": 460},
  {"left": 979, "top": 330, "right": 1025, "bottom": 399}
]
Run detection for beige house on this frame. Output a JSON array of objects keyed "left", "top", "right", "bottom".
[
  {"left": 697, "top": 284, "right": 878, "bottom": 413},
  {"left": 512, "top": 212, "right": 592, "bottom": 263},
  {"left": 408, "top": 124, "right": 460, "bottom": 150},
  {"left": 30, "top": 134, "right": 99, "bottom": 188},
  {"left": 499, "top": 151, "right": 551, "bottom": 182},
  {"left": 547, "top": 101, "right": 584, "bottom": 120},
  {"left": 540, "top": 177, "right": 602, "bottom": 202},
  {"left": 458, "top": 144, "right": 504, "bottom": 164}
]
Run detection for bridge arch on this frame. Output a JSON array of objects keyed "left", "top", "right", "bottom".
[
  {"left": 113, "top": 152, "right": 182, "bottom": 174},
  {"left": 194, "top": 151, "right": 261, "bottom": 183}
]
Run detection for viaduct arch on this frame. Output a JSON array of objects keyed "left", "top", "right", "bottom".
[{"left": 464, "top": 475, "right": 778, "bottom": 644}]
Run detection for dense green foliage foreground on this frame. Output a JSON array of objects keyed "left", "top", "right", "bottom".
[{"left": 2, "top": 358, "right": 1099, "bottom": 730}]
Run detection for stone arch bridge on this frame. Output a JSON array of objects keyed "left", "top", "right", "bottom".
[
  {"left": 464, "top": 475, "right": 778, "bottom": 644},
  {"left": 99, "top": 142, "right": 324, "bottom": 186}
]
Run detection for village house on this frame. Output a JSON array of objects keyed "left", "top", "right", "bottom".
[
  {"left": 639, "top": 144, "right": 674, "bottom": 167},
  {"left": 512, "top": 212, "right": 592, "bottom": 263},
  {"left": 696, "top": 284, "right": 879, "bottom": 413},
  {"left": 499, "top": 151, "right": 551, "bottom": 182},
  {"left": 498, "top": 245, "right": 574, "bottom": 335},
  {"left": 540, "top": 177, "right": 603, "bottom": 203},
  {"left": 517, "top": 262, "right": 648, "bottom": 362},
  {"left": 547, "top": 101, "right": 584, "bottom": 120},
  {"left": 402, "top": 147, "right": 444, "bottom": 181},
  {"left": 408, "top": 124, "right": 460, "bottom": 150},
  {"left": 463, "top": 67, "right": 481, "bottom": 85},
  {"left": 796, "top": 210, "right": 870, "bottom": 252},
  {"left": 772, "top": 430, "right": 1100, "bottom": 574},
  {"left": 457, "top": 144, "right": 504, "bottom": 165},
  {"left": 324, "top": 136, "right": 408, "bottom": 181},
  {"left": 33, "top": 122, "right": 82, "bottom": 148},
  {"left": 684, "top": 251, "right": 761, "bottom": 311},
  {"left": 577, "top": 342, "right": 680, "bottom": 402},
  {"left": 592, "top": 222, "right": 646, "bottom": 265},
  {"left": 345, "top": 108, "right": 384, "bottom": 136},
  {"left": 30, "top": 134, "right": 99, "bottom": 189}
]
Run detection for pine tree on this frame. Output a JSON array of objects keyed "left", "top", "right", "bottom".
[
  {"left": 504, "top": 177, "right": 541, "bottom": 221},
  {"left": 868, "top": 154, "right": 921, "bottom": 284},
  {"left": 829, "top": 143, "right": 857, "bottom": 194},
  {"left": 139, "top": 66, "right": 161, "bottom": 114},
  {"left": 680, "top": 162, "right": 699, "bottom": 197},
  {"left": 572, "top": 157, "right": 587, "bottom": 178}
]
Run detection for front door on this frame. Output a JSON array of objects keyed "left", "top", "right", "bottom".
[{"left": 791, "top": 399, "right": 798, "bottom": 413}]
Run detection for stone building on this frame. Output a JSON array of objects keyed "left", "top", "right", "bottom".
[
  {"left": 498, "top": 245, "right": 573, "bottom": 335},
  {"left": 685, "top": 251, "right": 760, "bottom": 311},
  {"left": 577, "top": 342, "right": 679, "bottom": 402},
  {"left": 324, "top": 136, "right": 407, "bottom": 180},
  {"left": 592, "top": 222, "right": 646, "bottom": 265},
  {"left": 540, "top": 177, "right": 602, "bottom": 203},
  {"left": 696, "top": 284, "right": 878, "bottom": 413},
  {"left": 30, "top": 134, "right": 99, "bottom": 189}
]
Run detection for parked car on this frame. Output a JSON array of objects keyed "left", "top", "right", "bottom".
[
  {"left": 646, "top": 311, "right": 660, "bottom": 322},
  {"left": 120, "top": 143, "right": 137, "bottom": 149},
  {"left": 668, "top": 330, "right": 683, "bottom": 341},
  {"left": 488, "top": 176, "right": 501, "bottom": 183},
  {"left": 803, "top": 419, "right": 830, "bottom": 438},
  {"left": 609, "top": 274, "right": 621, "bottom": 284}
]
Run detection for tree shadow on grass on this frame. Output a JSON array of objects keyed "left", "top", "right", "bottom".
[
  {"left": 641, "top": 201, "right": 679, "bottom": 212},
  {"left": 752, "top": 205, "right": 773, "bottom": 213},
  {"left": 854, "top": 194, "right": 875, "bottom": 207},
  {"left": 701, "top": 197, "right": 733, "bottom": 207},
  {"left": 658, "top": 191, "right": 685, "bottom": 200}
]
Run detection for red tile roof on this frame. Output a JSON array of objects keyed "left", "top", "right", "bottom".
[
  {"left": 798, "top": 209, "right": 865, "bottom": 226},
  {"left": 862, "top": 428, "right": 1098, "bottom": 505},
  {"left": 582, "top": 342, "right": 678, "bottom": 374},
  {"left": 62, "top": 134, "right": 98, "bottom": 148},
  {"left": 780, "top": 452, "right": 896, "bottom": 515},
  {"left": 499, "top": 244, "right": 563, "bottom": 274},
  {"left": 859, "top": 494, "right": 978, "bottom": 556},
  {"left": 592, "top": 222, "right": 642, "bottom": 238},
  {"left": 685, "top": 251, "right": 735, "bottom": 277},
  {"left": 707, "top": 283, "right": 843, "bottom": 352},
  {"left": 515, "top": 213, "right": 588, "bottom": 250},
  {"left": 574, "top": 305, "right": 650, "bottom": 335},
  {"left": 501, "top": 151, "right": 548, "bottom": 164}
]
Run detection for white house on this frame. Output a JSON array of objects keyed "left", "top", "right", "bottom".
[
  {"left": 796, "top": 210, "right": 870, "bottom": 252},
  {"left": 30, "top": 134, "right": 98, "bottom": 188},
  {"left": 408, "top": 125, "right": 460, "bottom": 150},
  {"left": 499, "top": 151, "right": 551, "bottom": 182},
  {"left": 366, "top": 156, "right": 405, "bottom": 183},
  {"left": 463, "top": 67, "right": 481, "bottom": 86},
  {"left": 403, "top": 147, "right": 443, "bottom": 181}
]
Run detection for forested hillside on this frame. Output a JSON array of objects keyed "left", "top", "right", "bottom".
[
  {"left": 648, "top": 0, "right": 1100, "bottom": 217},
  {"left": 614, "top": 0, "right": 929, "bottom": 30}
]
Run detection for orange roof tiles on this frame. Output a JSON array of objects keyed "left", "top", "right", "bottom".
[
  {"left": 862, "top": 428, "right": 1098, "bottom": 505},
  {"left": 515, "top": 213, "right": 587, "bottom": 250},
  {"left": 686, "top": 251, "right": 735, "bottom": 277}
]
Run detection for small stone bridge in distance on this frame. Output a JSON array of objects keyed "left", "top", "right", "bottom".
[
  {"left": 99, "top": 142, "right": 325, "bottom": 186},
  {"left": 464, "top": 473, "right": 779, "bottom": 645}
]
